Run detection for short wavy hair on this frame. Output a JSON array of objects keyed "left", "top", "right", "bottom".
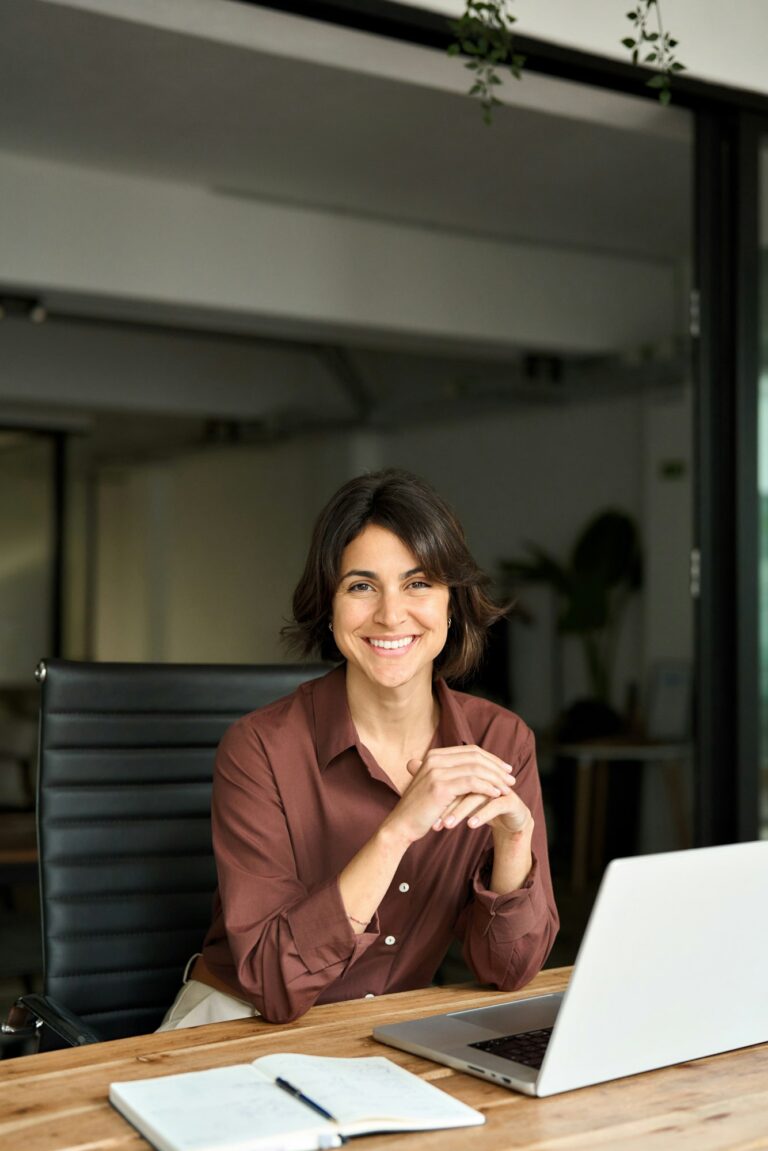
[{"left": 283, "top": 468, "right": 504, "bottom": 682}]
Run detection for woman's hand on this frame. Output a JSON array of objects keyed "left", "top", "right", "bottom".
[{"left": 381, "top": 745, "right": 521, "bottom": 847}]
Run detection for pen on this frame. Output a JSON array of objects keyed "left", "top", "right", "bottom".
[{"left": 275, "top": 1076, "right": 336, "bottom": 1123}]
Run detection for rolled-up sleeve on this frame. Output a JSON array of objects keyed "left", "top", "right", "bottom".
[
  {"left": 211, "top": 721, "right": 379, "bottom": 1022},
  {"left": 460, "top": 730, "right": 559, "bottom": 989}
]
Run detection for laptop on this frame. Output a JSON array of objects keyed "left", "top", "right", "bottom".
[{"left": 374, "top": 841, "right": 768, "bottom": 1096}]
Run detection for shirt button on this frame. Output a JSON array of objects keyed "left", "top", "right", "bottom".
[
  {"left": 384, "top": 935, "right": 396, "bottom": 946},
  {"left": 398, "top": 882, "right": 410, "bottom": 893},
  {"left": 364, "top": 993, "right": 375, "bottom": 999}
]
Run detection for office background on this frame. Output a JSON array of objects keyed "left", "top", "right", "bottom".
[{"left": 0, "top": 0, "right": 766, "bottom": 1017}]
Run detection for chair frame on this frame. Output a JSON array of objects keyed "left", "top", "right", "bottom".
[{"left": 3, "top": 658, "right": 326, "bottom": 1049}]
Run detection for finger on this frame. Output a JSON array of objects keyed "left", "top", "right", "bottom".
[
  {"left": 425, "top": 753, "right": 516, "bottom": 790},
  {"left": 432, "top": 779, "right": 507, "bottom": 831},
  {"left": 406, "top": 758, "right": 423, "bottom": 776},
  {"left": 467, "top": 794, "right": 530, "bottom": 832},
  {"left": 441, "top": 771, "right": 514, "bottom": 800},
  {"left": 436, "top": 793, "right": 488, "bottom": 830},
  {"left": 425, "top": 745, "right": 516, "bottom": 774},
  {"left": 432, "top": 794, "right": 464, "bottom": 830}
]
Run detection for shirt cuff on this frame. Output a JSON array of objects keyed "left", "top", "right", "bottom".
[
  {"left": 286, "top": 877, "right": 380, "bottom": 974},
  {"left": 470, "top": 853, "right": 548, "bottom": 942}
]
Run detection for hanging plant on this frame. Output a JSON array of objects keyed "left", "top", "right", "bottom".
[
  {"left": 447, "top": 1, "right": 524, "bottom": 126},
  {"left": 449, "top": 0, "right": 686, "bottom": 122},
  {"left": 623, "top": 0, "right": 686, "bottom": 106}
]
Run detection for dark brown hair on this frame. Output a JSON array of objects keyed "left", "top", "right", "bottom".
[{"left": 283, "top": 468, "right": 504, "bottom": 682}]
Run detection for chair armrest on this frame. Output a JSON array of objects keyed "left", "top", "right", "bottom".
[{"left": 3, "top": 994, "right": 100, "bottom": 1046}]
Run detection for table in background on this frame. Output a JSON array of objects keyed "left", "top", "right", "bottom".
[
  {"left": 2, "top": 968, "right": 768, "bottom": 1151},
  {"left": 556, "top": 740, "right": 693, "bottom": 891}
]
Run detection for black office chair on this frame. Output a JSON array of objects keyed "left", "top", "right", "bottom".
[{"left": 3, "top": 659, "right": 325, "bottom": 1050}]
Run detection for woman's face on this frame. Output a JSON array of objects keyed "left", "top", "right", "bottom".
[{"left": 331, "top": 523, "right": 451, "bottom": 693}]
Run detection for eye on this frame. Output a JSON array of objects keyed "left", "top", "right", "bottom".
[
  {"left": 407, "top": 579, "right": 432, "bottom": 590},
  {"left": 347, "top": 581, "right": 374, "bottom": 593}
]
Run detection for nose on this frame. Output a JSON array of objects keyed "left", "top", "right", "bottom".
[{"left": 374, "top": 588, "right": 406, "bottom": 629}]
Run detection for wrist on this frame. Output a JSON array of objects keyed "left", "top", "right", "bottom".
[
  {"left": 492, "top": 813, "right": 535, "bottom": 849},
  {"left": 376, "top": 817, "right": 414, "bottom": 857}
]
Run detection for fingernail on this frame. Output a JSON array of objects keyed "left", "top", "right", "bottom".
[
  {"left": 468, "top": 817, "right": 479, "bottom": 827},
  {"left": 444, "top": 815, "right": 456, "bottom": 827},
  {"left": 505, "top": 763, "right": 514, "bottom": 772},
  {"left": 492, "top": 787, "right": 501, "bottom": 796},
  {"left": 510, "top": 775, "right": 516, "bottom": 784}
]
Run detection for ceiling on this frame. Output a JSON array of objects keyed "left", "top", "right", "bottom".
[
  {"left": 0, "top": 0, "right": 692, "bottom": 260},
  {"left": 0, "top": 0, "right": 694, "bottom": 453}
]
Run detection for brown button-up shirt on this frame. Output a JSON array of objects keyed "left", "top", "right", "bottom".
[{"left": 202, "top": 665, "right": 558, "bottom": 1023}]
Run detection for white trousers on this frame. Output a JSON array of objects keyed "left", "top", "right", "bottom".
[{"left": 156, "top": 955, "right": 261, "bottom": 1032}]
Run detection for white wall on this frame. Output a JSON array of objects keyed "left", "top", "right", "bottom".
[{"left": 92, "top": 433, "right": 365, "bottom": 663}]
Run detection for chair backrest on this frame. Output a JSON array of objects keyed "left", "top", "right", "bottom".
[{"left": 36, "top": 659, "right": 326, "bottom": 1041}]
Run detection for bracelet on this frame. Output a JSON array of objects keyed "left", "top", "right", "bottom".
[{"left": 347, "top": 913, "right": 369, "bottom": 927}]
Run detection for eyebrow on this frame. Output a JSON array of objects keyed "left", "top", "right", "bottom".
[{"left": 339, "top": 567, "right": 425, "bottom": 582}]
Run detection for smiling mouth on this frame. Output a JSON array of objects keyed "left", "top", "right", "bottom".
[{"left": 365, "top": 636, "right": 417, "bottom": 651}]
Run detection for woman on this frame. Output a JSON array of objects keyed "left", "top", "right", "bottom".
[{"left": 159, "top": 469, "right": 558, "bottom": 1030}]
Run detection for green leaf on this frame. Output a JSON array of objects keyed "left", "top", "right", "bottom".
[
  {"left": 447, "top": 43, "right": 461, "bottom": 56},
  {"left": 645, "top": 51, "right": 658, "bottom": 63},
  {"left": 571, "top": 511, "right": 641, "bottom": 589},
  {"left": 659, "top": 87, "right": 672, "bottom": 105},
  {"left": 621, "top": 37, "right": 636, "bottom": 48},
  {"left": 646, "top": 73, "right": 666, "bottom": 88},
  {"left": 670, "top": 61, "right": 686, "bottom": 72}
]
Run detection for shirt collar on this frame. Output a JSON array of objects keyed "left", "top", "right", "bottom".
[
  {"left": 433, "top": 676, "right": 475, "bottom": 747},
  {"left": 312, "top": 664, "right": 358, "bottom": 771},
  {"left": 312, "top": 665, "right": 474, "bottom": 771}
]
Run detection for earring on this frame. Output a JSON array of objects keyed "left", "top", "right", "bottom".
[
  {"left": 447, "top": 617, "right": 452, "bottom": 628},
  {"left": 328, "top": 622, "right": 333, "bottom": 632}
]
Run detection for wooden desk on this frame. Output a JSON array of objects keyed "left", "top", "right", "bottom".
[{"left": 2, "top": 968, "right": 767, "bottom": 1151}]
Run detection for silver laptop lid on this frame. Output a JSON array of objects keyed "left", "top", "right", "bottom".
[{"left": 537, "top": 841, "right": 768, "bottom": 1094}]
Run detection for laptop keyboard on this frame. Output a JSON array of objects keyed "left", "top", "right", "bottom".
[{"left": 469, "top": 1027, "right": 554, "bottom": 1070}]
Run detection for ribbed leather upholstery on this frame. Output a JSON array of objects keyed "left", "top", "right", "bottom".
[{"left": 37, "top": 660, "right": 325, "bottom": 1042}]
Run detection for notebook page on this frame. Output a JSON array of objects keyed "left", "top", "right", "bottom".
[
  {"left": 253, "top": 1055, "right": 484, "bottom": 1133},
  {"left": 110, "top": 1064, "right": 341, "bottom": 1151}
]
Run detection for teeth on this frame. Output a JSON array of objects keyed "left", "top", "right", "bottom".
[{"left": 368, "top": 637, "right": 414, "bottom": 650}]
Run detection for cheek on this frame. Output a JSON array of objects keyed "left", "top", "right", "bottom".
[{"left": 332, "top": 598, "right": 365, "bottom": 634}]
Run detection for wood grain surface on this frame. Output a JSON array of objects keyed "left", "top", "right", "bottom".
[{"left": 2, "top": 967, "right": 767, "bottom": 1151}]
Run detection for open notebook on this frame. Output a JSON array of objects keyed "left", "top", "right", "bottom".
[{"left": 110, "top": 1052, "right": 485, "bottom": 1151}]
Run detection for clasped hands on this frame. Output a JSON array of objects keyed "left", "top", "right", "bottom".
[{"left": 385, "top": 745, "right": 533, "bottom": 847}]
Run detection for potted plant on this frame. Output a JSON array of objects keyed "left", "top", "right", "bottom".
[{"left": 499, "top": 509, "right": 643, "bottom": 738}]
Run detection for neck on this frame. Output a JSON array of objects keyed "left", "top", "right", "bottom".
[{"left": 345, "top": 665, "right": 439, "bottom": 750}]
